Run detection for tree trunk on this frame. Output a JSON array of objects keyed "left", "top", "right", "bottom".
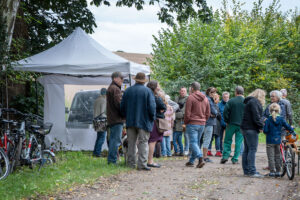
[{"left": 0, "top": 0, "right": 20, "bottom": 48}]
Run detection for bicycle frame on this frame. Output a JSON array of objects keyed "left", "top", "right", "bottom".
[{"left": 280, "top": 142, "right": 286, "bottom": 163}]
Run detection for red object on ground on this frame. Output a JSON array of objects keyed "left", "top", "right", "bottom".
[
  {"left": 207, "top": 151, "right": 213, "bottom": 156},
  {"left": 215, "top": 151, "right": 222, "bottom": 157}
]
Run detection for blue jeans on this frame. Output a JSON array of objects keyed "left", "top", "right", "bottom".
[
  {"left": 240, "top": 141, "right": 244, "bottom": 155},
  {"left": 173, "top": 131, "right": 183, "bottom": 153},
  {"left": 241, "top": 129, "right": 259, "bottom": 175},
  {"left": 93, "top": 131, "right": 107, "bottom": 156},
  {"left": 186, "top": 124, "right": 205, "bottom": 164},
  {"left": 161, "top": 136, "right": 172, "bottom": 156},
  {"left": 208, "top": 134, "right": 221, "bottom": 151},
  {"left": 107, "top": 124, "right": 123, "bottom": 164},
  {"left": 184, "top": 131, "right": 189, "bottom": 152}
]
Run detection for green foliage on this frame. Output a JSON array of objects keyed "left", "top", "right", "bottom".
[
  {"left": 150, "top": 0, "right": 300, "bottom": 124},
  {"left": 91, "top": 0, "right": 212, "bottom": 26},
  {"left": 0, "top": 152, "right": 130, "bottom": 200},
  {"left": 9, "top": 81, "right": 44, "bottom": 115},
  {"left": 14, "top": 0, "right": 97, "bottom": 56}
]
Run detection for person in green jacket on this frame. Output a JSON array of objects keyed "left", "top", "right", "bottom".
[{"left": 221, "top": 86, "right": 245, "bottom": 164}]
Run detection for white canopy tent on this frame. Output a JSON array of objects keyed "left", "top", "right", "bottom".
[{"left": 14, "top": 27, "right": 151, "bottom": 150}]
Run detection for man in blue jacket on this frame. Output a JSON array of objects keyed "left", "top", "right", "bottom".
[
  {"left": 120, "top": 72, "right": 156, "bottom": 171},
  {"left": 218, "top": 92, "right": 230, "bottom": 154}
]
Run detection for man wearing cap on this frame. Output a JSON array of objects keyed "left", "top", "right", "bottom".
[
  {"left": 121, "top": 72, "right": 156, "bottom": 171},
  {"left": 93, "top": 88, "right": 107, "bottom": 157},
  {"left": 107, "top": 71, "right": 125, "bottom": 164}
]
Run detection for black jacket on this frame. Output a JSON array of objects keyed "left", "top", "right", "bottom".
[
  {"left": 241, "top": 97, "right": 264, "bottom": 132},
  {"left": 155, "top": 96, "right": 167, "bottom": 119}
]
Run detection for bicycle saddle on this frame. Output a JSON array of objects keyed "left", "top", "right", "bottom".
[
  {"left": 1, "top": 119, "right": 15, "bottom": 124},
  {"left": 30, "top": 125, "right": 41, "bottom": 130}
]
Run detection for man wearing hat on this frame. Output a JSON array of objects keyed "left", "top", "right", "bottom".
[
  {"left": 93, "top": 88, "right": 107, "bottom": 157},
  {"left": 121, "top": 72, "right": 156, "bottom": 171}
]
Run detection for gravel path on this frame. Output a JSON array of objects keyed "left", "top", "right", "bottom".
[{"left": 58, "top": 144, "right": 300, "bottom": 200}]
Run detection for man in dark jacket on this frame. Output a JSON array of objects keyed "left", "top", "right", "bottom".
[
  {"left": 174, "top": 87, "right": 188, "bottom": 156},
  {"left": 107, "top": 71, "right": 124, "bottom": 164},
  {"left": 184, "top": 82, "right": 210, "bottom": 168},
  {"left": 218, "top": 92, "right": 230, "bottom": 153},
  {"left": 280, "top": 89, "right": 293, "bottom": 125},
  {"left": 120, "top": 72, "right": 156, "bottom": 171},
  {"left": 263, "top": 90, "right": 287, "bottom": 121},
  {"left": 221, "top": 86, "right": 245, "bottom": 164}
]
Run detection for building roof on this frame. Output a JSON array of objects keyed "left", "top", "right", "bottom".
[{"left": 113, "top": 51, "right": 152, "bottom": 65}]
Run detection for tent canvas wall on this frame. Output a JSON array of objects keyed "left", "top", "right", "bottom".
[{"left": 14, "top": 27, "right": 150, "bottom": 150}]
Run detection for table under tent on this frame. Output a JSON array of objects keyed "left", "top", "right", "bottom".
[{"left": 13, "top": 27, "right": 151, "bottom": 151}]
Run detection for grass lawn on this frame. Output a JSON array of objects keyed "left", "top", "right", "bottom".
[{"left": 0, "top": 151, "right": 131, "bottom": 200}]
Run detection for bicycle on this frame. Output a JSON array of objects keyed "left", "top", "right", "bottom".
[
  {"left": 0, "top": 147, "right": 9, "bottom": 180},
  {"left": 13, "top": 111, "right": 56, "bottom": 171},
  {"left": 280, "top": 132, "right": 298, "bottom": 180}
]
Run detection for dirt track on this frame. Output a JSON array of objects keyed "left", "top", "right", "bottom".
[{"left": 58, "top": 144, "right": 300, "bottom": 200}]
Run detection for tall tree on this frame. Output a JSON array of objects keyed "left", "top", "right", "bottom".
[
  {"left": 91, "top": 0, "right": 212, "bottom": 26},
  {"left": 0, "top": 0, "right": 20, "bottom": 48},
  {"left": 13, "top": 0, "right": 97, "bottom": 57}
]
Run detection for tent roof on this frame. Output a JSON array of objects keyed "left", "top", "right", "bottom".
[{"left": 14, "top": 28, "right": 150, "bottom": 76}]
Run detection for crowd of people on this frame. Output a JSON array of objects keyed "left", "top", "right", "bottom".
[{"left": 92, "top": 71, "right": 296, "bottom": 177}]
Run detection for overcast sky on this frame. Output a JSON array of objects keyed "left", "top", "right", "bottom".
[{"left": 89, "top": 0, "right": 299, "bottom": 54}]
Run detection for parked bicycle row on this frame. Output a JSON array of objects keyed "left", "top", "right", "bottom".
[{"left": 0, "top": 107, "right": 55, "bottom": 180}]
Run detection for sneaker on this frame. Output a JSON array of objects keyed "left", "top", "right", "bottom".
[
  {"left": 220, "top": 159, "right": 228, "bottom": 164},
  {"left": 204, "top": 158, "right": 213, "bottom": 163},
  {"left": 179, "top": 153, "right": 184, "bottom": 156},
  {"left": 215, "top": 151, "right": 222, "bottom": 157},
  {"left": 147, "top": 163, "right": 161, "bottom": 168},
  {"left": 232, "top": 160, "right": 239, "bottom": 164},
  {"left": 249, "top": 172, "right": 264, "bottom": 178},
  {"left": 173, "top": 152, "right": 179, "bottom": 156},
  {"left": 207, "top": 151, "right": 213, "bottom": 156},
  {"left": 184, "top": 151, "right": 189, "bottom": 156},
  {"left": 185, "top": 162, "right": 194, "bottom": 167},
  {"left": 167, "top": 155, "right": 172, "bottom": 157},
  {"left": 266, "top": 172, "right": 276, "bottom": 177},
  {"left": 196, "top": 158, "right": 205, "bottom": 168},
  {"left": 138, "top": 166, "right": 151, "bottom": 171},
  {"left": 275, "top": 172, "right": 281, "bottom": 177}
]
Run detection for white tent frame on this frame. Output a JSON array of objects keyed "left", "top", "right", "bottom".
[{"left": 13, "top": 28, "right": 150, "bottom": 150}]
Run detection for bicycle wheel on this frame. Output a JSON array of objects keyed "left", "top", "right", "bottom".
[
  {"left": 280, "top": 148, "right": 286, "bottom": 177},
  {"left": 0, "top": 148, "right": 10, "bottom": 180},
  {"left": 10, "top": 139, "right": 22, "bottom": 173},
  {"left": 42, "top": 150, "right": 56, "bottom": 165},
  {"left": 285, "top": 144, "right": 295, "bottom": 180}
]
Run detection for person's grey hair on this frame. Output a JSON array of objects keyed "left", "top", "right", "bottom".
[
  {"left": 111, "top": 71, "right": 123, "bottom": 80},
  {"left": 270, "top": 90, "right": 282, "bottom": 101},
  {"left": 222, "top": 91, "right": 230, "bottom": 97},
  {"left": 191, "top": 82, "right": 201, "bottom": 91},
  {"left": 100, "top": 88, "right": 107, "bottom": 95},
  {"left": 280, "top": 89, "right": 287, "bottom": 96},
  {"left": 235, "top": 86, "right": 244, "bottom": 95}
]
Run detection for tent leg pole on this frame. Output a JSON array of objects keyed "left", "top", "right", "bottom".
[
  {"left": 35, "top": 78, "right": 38, "bottom": 115},
  {"left": 129, "top": 74, "right": 132, "bottom": 86}
]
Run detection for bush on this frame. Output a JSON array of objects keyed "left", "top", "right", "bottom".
[{"left": 151, "top": 0, "right": 299, "bottom": 125}]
